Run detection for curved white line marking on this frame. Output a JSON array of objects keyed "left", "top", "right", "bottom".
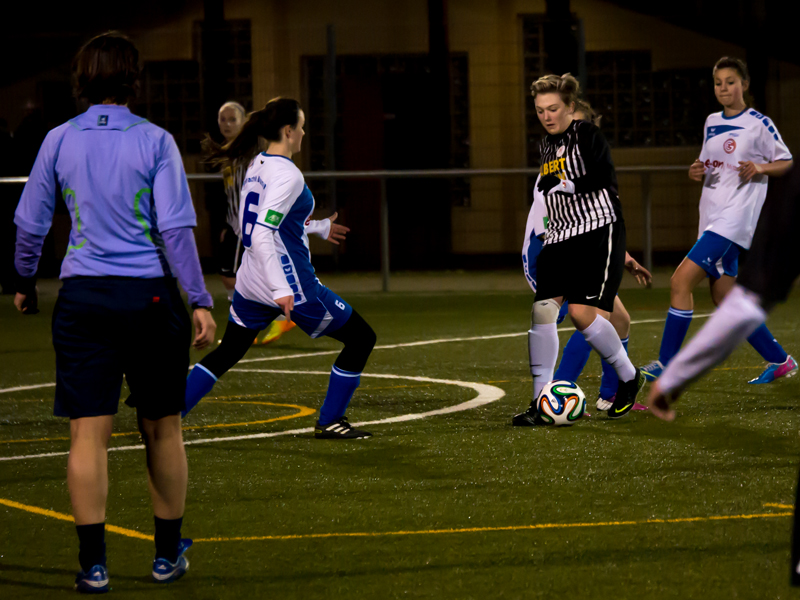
[{"left": 0, "top": 370, "right": 505, "bottom": 462}]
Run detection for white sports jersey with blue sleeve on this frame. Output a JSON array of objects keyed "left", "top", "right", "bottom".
[
  {"left": 235, "top": 153, "right": 318, "bottom": 307},
  {"left": 522, "top": 175, "right": 547, "bottom": 292},
  {"left": 698, "top": 109, "right": 792, "bottom": 249}
]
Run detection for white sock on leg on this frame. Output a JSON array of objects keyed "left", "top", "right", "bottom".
[
  {"left": 529, "top": 324, "right": 558, "bottom": 401},
  {"left": 581, "top": 315, "right": 636, "bottom": 382},
  {"left": 659, "top": 285, "right": 767, "bottom": 395}
]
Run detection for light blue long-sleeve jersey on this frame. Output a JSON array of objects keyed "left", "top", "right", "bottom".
[{"left": 15, "top": 104, "right": 198, "bottom": 279}]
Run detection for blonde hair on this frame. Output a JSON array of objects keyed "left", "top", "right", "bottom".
[
  {"left": 573, "top": 98, "right": 601, "bottom": 127},
  {"left": 218, "top": 101, "right": 246, "bottom": 119},
  {"left": 530, "top": 73, "right": 580, "bottom": 109}
]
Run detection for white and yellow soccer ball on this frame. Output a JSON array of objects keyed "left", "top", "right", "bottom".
[{"left": 536, "top": 380, "right": 586, "bottom": 425}]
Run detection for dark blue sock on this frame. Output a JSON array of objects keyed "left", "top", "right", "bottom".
[
  {"left": 658, "top": 307, "right": 693, "bottom": 366},
  {"left": 183, "top": 364, "right": 217, "bottom": 418},
  {"left": 554, "top": 330, "right": 591, "bottom": 382},
  {"left": 76, "top": 523, "right": 106, "bottom": 572},
  {"left": 747, "top": 324, "right": 788, "bottom": 364},
  {"left": 599, "top": 337, "right": 628, "bottom": 399},
  {"left": 318, "top": 366, "right": 361, "bottom": 425}
]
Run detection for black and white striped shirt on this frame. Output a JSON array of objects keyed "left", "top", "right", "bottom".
[
  {"left": 539, "top": 119, "right": 622, "bottom": 245},
  {"left": 223, "top": 158, "right": 248, "bottom": 237}
]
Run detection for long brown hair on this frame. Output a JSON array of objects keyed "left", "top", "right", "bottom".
[
  {"left": 205, "top": 97, "right": 301, "bottom": 167},
  {"left": 573, "top": 98, "right": 601, "bottom": 126}
]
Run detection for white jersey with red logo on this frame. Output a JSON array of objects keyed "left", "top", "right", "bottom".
[{"left": 697, "top": 109, "right": 791, "bottom": 248}]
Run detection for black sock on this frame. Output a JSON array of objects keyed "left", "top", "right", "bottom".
[
  {"left": 154, "top": 516, "right": 183, "bottom": 563},
  {"left": 76, "top": 523, "right": 106, "bottom": 572}
]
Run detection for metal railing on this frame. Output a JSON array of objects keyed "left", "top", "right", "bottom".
[{"left": 0, "top": 165, "right": 688, "bottom": 291}]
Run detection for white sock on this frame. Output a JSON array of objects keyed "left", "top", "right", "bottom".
[
  {"left": 529, "top": 324, "right": 558, "bottom": 400},
  {"left": 659, "top": 285, "right": 767, "bottom": 395},
  {"left": 581, "top": 315, "right": 636, "bottom": 382}
]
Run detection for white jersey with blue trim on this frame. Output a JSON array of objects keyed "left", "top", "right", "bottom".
[
  {"left": 522, "top": 175, "right": 547, "bottom": 292},
  {"left": 234, "top": 153, "right": 331, "bottom": 308},
  {"left": 698, "top": 109, "right": 792, "bottom": 249}
]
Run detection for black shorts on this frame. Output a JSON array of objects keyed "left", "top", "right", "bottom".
[
  {"left": 218, "top": 224, "right": 244, "bottom": 278},
  {"left": 52, "top": 277, "right": 191, "bottom": 420},
  {"left": 739, "top": 167, "right": 800, "bottom": 306},
  {"left": 534, "top": 221, "right": 626, "bottom": 313}
]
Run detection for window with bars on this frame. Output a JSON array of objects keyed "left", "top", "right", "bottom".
[
  {"left": 522, "top": 16, "right": 717, "bottom": 156},
  {"left": 140, "top": 60, "right": 204, "bottom": 154}
]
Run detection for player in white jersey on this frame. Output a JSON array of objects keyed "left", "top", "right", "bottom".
[
  {"left": 641, "top": 57, "right": 795, "bottom": 385},
  {"left": 184, "top": 98, "right": 377, "bottom": 439},
  {"left": 209, "top": 101, "right": 298, "bottom": 344},
  {"left": 520, "top": 100, "right": 651, "bottom": 418}
]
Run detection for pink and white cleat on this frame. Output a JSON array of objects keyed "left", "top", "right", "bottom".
[{"left": 749, "top": 355, "right": 799, "bottom": 384}]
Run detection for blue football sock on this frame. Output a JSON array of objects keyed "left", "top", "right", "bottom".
[
  {"left": 658, "top": 307, "right": 693, "bottom": 366},
  {"left": 318, "top": 366, "right": 361, "bottom": 425},
  {"left": 747, "top": 324, "right": 788, "bottom": 364},
  {"left": 183, "top": 364, "right": 217, "bottom": 417},
  {"left": 599, "top": 337, "right": 628, "bottom": 399},
  {"left": 554, "top": 330, "right": 591, "bottom": 382}
]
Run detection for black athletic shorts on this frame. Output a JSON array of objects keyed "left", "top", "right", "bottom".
[
  {"left": 52, "top": 277, "right": 191, "bottom": 420},
  {"left": 218, "top": 224, "right": 244, "bottom": 278},
  {"left": 534, "top": 221, "right": 626, "bottom": 313},
  {"left": 739, "top": 166, "right": 800, "bottom": 306}
]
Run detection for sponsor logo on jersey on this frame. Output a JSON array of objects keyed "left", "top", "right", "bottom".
[
  {"left": 723, "top": 139, "right": 736, "bottom": 154},
  {"left": 706, "top": 124, "right": 744, "bottom": 141},
  {"left": 97, "top": 115, "right": 108, "bottom": 127},
  {"left": 703, "top": 159, "right": 739, "bottom": 171},
  {"left": 265, "top": 209, "right": 285, "bottom": 226},
  {"left": 541, "top": 157, "right": 566, "bottom": 176},
  {"left": 556, "top": 146, "right": 565, "bottom": 157}
]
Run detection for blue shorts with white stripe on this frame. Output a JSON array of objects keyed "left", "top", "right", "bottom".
[{"left": 229, "top": 284, "right": 353, "bottom": 338}]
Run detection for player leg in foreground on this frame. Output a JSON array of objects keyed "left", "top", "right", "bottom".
[
  {"left": 645, "top": 164, "right": 800, "bottom": 585},
  {"left": 184, "top": 293, "right": 376, "bottom": 439}
]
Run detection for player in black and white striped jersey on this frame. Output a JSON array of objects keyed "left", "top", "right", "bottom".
[{"left": 513, "top": 73, "right": 642, "bottom": 425}]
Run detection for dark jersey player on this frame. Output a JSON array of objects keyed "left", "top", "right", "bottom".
[{"left": 646, "top": 164, "right": 800, "bottom": 586}]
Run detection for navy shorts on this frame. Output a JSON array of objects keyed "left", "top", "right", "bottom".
[
  {"left": 686, "top": 231, "right": 741, "bottom": 279},
  {"left": 52, "top": 277, "right": 191, "bottom": 420},
  {"left": 229, "top": 284, "right": 353, "bottom": 338}
]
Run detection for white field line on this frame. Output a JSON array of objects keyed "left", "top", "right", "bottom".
[
  {"left": 236, "top": 314, "right": 711, "bottom": 365},
  {"left": 0, "top": 312, "right": 710, "bottom": 462},
  {"left": 0, "top": 371, "right": 504, "bottom": 462}
]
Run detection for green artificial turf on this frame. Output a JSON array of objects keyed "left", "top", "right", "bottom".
[{"left": 1, "top": 281, "right": 799, "bottom": 598}]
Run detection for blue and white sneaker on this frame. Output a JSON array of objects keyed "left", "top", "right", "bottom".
[
  {"left": 640, "top": 360, "right": 664, "bottom": 382},
  {"left": 749, "top": 355, "right": 799, "bottom": 385},
  {"left": 152, "top": 538, "right": 192, "bottom": 583},
  {"left": 75, "top": 564, "right": 109, "bottom": 594}
]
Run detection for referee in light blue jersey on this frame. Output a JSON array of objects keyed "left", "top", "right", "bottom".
[{"left": 13, "top": 32, "right": 216, "bottom": 593}]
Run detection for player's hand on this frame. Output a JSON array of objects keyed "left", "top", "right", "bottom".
[
  {"left": 14, "top": 290, "right": 39, "bottom": 315},
  {"left": 275, "top": 294, "right": 294, "bottom": 320},
  {"left": 326, "top": 212, "right": 350, "bottom": 245},
  {"left": 537, "top": 174, "right": 574, "bottom": 195},
  {"left": 688, "top": 159, "right": 706, "bottom": 182},
  {"left": 646, "top": 382, "right": 677, "bottom": 422},
  {"left": 624, "top": 256, "right": 652, "bottom": 286},
  {"left": 738, "top": 161, "right": 762, "bottom": 183},
  {"left": 192, "top": 308, "right": 217, "bottom": 350}
]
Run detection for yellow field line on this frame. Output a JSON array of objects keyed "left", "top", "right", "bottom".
[
  {"left": 0, "top": 498, "right": 152, "bottom": 541},
  {"left": 2, "top": 495, "right": 789, "bottom": 544},
  {"left": 0, "top": 401, "right": 315, "bottom": 445},
  {"left": 192, "top": 511, "right": 792, "bottom": 543},
  {"left": 764, "top": 503, "right": 794, "bottom": 510}
]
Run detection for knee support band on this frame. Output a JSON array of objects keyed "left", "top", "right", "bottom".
[{"left": 531, "top": 299, "right": 561, "bottom": 326}]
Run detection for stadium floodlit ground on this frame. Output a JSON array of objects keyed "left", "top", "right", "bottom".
[{"left": 1, "top": 271, "right": 798, "bottom": 599}]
